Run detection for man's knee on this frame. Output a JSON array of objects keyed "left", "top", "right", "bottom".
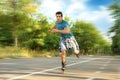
[
  {"left": 74, "top": 50, "right": 80, "bottom": 54},
  {"left": 61, "top": 50, "right": 66, "bottom": 55}
]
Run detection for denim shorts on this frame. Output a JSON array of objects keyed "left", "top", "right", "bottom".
[{"left": 59, "top": 36, "right": 79, "bottom": 53}]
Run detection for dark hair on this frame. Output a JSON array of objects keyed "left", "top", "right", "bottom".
[{"left": 56, "top": 11, "right": 63, "bottom": 17}]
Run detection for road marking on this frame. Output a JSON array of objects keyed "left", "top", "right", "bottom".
[
  {"left": 100, "top": 67, "right": 105, "bottom": 69},
  {"left": 86, "top": 60, "right": 113, "bottom": 80},
  {"left": 86, "top": 71, "right": 102, "bottom": 80},
  {"left": 100, "top": 60, "right": 111, "bottom": 70},
  {"left": 8, "top": 58, "right": 100, "bottom": 80},
  {"left": 103, "top": 60, "right": 111, "bottom": 67},
  {"left": 0, "top": 63, "right": 15, "bottom": 65},
  {"left": 103, "top": 64, "right": 107, "bottom": 67},
  {"left": 95, "top": 71, "right": 101, "bottom": 73},
  {"left": 86, "top": 78, "right": 95, "bottom": 80},
  {"left": 107, "top": 61, "right": 111, "bottom": 64}
]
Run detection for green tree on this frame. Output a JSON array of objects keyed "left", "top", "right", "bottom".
[
  {"left": 0, "top": 14, "right": 13, "bottom": 46},
  {"left": 109, "top": 0, "right": 120, "bottom": 54},
  {"left": 72, "top": 20, "right": 111, "bottom": 55},
  {"left": 44, "top": 21, "right": 59, "bottom": 50},
  {"left": 0, "top": 0, "right": 38, "bottom": 47},
  {"left": 21, "top": 14, "right": 50, "bottom": 50}
]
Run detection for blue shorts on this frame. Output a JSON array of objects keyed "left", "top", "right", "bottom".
[{"left": 59, "top": 36, "right": 79, "bottom": 53}]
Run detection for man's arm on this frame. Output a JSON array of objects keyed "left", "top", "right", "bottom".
[
  {"left": 52, "top": 27, "right": 70, "bottom": 34},
  {"left": 49, "top": 25, "right": 56, "bottom": 32}
]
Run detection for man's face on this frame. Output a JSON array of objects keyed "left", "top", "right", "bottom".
[{"left": 56, "top": 14, "right": 63, "bottom": 23}]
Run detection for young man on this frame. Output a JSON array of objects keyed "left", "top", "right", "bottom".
[{"left": 49, "top": 11, "right": 80, "bottom": 71}]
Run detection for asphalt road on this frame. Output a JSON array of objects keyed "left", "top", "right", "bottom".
[{"left": 0, "top": 56, "right": 120, "bottom": 80}]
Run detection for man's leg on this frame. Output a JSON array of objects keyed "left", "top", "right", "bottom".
[
  {"left": 59, "top": 39, "right": 67, "bottom": 70},
  {"left": 61, "top": 50, "right": 66, "bottom": 62},
  {"left": 71, "top": 37, "right": 80, "bottom": 58},
  {"left": 74, "top": 51, "right": 80, "bottom": 58},
  {"left": 60, "top": 50, "right": 66, "bottom": 70},
  {"left": 74, "top": 50, "right": 80, "bottom": 54}
]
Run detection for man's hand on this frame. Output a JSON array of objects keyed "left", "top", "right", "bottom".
[
  {"left": 48, "top": 29, "right": 52, "bottom": 32},
  {"left": 51, "top": 29, "right": 59, "bottom": 33},
  {"left": 49, "top": 27, "right": 70, "bottom": 34},
  {"left": 48, "top": 25, "right": 57, "bottom": 33}
]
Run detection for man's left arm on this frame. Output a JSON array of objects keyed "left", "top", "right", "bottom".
[{"left": 51, "top": 27, "right": 70, "bottom": 34}]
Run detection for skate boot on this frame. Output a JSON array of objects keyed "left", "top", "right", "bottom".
[{"left": 61, "top": 62, "right": 66, "bottom": 72}]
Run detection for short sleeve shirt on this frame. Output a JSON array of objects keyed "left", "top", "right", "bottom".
[{"left": 55, "top": 20, "right": 73, "bottom": 38}]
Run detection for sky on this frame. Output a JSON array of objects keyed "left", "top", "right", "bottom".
[{"left": 37, "top": 0, "right": 114, "bottom": 42}]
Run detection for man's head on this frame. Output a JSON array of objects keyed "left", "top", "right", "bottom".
[{"left": 56, "top": 11, "right": 63, "bottom": 23}]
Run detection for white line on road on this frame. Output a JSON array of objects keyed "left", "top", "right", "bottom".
[
  {"left": 95, "top": 71, "right": 101, "bottom": 73},
  {"left": 100, "top": 60, "right": 112, "bottom": 70},
  {"left": 86, "top": 71, "right": 102, "bottom": 80},
  {"left": 86, "top": 78, "right": 95, "bottom": 80},
  {"left": 103, "top": 64, "right": 107, "bottom": 67},
  {"left": 0, "top": 63, "right": 15, "bottom": 65},
  {"left": 8, "top": 58, "right": 100, "bottom": 80},
  {"left": 100, "top": 67, "right": 105, "bottom": 69},
  {"left": 86, "top": 60, "right": 112, "bottom": 80},
  {"left": 107, "top": 60, "right": 111, "bottom": 64}
]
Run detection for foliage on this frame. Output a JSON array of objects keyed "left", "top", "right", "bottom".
[
  {"left": 72, "top": 20, "right": 111, "bottom": 55},
  {"left": 108, "top": 0, "right": 120, "bottom": 54},
  {"left": 0, "top": 0, "right": 112, "bottom": 57}
]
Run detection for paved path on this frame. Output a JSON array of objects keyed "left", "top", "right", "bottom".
[{"left": 0, "top": 56, "right": 119, "bottom": 80}]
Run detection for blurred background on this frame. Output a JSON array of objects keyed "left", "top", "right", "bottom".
[{"left": 0, "top": 0, "right": 119, "bottom": 58}]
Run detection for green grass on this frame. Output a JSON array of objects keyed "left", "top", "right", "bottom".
[
  {"left": 0, "top": 47, "right": 118, "bottom": 59},
  {"left": 0, "top": 47, "right": 59, "bottom": 59}
]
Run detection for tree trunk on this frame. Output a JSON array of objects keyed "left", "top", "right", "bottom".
[{"left": 14, "top": 35, "right": 18, "bottom": 47}]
